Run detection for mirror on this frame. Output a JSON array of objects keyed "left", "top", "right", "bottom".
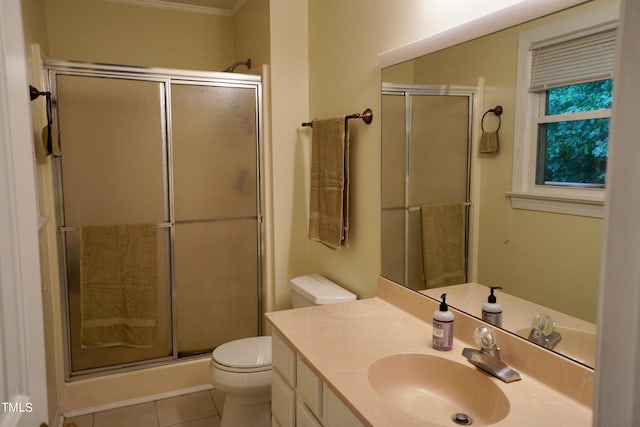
[{"left": 380, "top": 1, "right": 615, "bottom": 368}]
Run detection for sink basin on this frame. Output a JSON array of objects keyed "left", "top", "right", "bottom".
[
  {"left": 368, "top": 353, "right": 510, "bottom": 426},
  {"left": 515, "top": 327, "right": 596, "bottom": 366}
]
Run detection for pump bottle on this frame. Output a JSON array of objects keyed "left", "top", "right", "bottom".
[
  {"left": 482, "top": 286, "right": 503, "bottom": 328},
  {"left": 433, "top": 293, "right": 454, "bottom": 351}
]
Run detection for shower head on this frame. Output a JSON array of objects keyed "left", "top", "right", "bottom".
[{"left": 223, "top": 58, "right": 252, "bottom": 73}]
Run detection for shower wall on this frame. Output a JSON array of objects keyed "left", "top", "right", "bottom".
[{"left": 52, "top": 64, "right": 263, "bottom": 377}]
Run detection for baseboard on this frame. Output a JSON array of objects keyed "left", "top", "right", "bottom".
[
  {"left": 61, "top": 384, "right": 214, "bottom": 419},
  {"left": 53, "top": 404, "right": 65, "bottom": 427}
]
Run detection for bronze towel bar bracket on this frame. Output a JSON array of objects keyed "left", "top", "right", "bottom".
[
  {"left": 29, "top": 85, "right": 50, "bottom": 101},
  {"left": 302, "top": 108, "right": 373, "bottom": 128}
]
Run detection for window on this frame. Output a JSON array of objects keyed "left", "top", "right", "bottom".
[
  {"left": 536, "top": 79, "right": 612, "bottom": 187},
  {"left": 510, "top": 5, "right": 618, "bottom": 217}
]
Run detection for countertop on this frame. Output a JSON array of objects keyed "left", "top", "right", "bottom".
[{"left": 266, "top": 279, "right": 592, "bottom": 427}]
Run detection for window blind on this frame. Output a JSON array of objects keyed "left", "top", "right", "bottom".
[{"left": 529, "top": 27, "right": 617, "bottom": 92}]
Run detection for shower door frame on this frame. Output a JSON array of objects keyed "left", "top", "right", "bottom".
[
  {"left": 46, "top": 60, "right": 265, "bottom": 380},
  {"left": 382, "top": 82, "right": 477, "bottom": 289}
]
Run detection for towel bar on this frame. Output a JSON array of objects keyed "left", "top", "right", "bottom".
[
  {"left": 382, "top": 202, "right": 471, "bottom": 213},
  {"left": 59, "top": 216, "right": 261, "bottom": 232},
  {"left": 481, "top": 105, "right": 503, "bottom": 132},
  {"left": 302, "top": 108, "right": 373, "bottom": 128},
  {"left": 60, "top": 223, "right": 172, "bottom": 232}
]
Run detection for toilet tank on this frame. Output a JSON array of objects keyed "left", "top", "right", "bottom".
[{"left": 290, "top": 274, "right": 356, "bottom": 308}]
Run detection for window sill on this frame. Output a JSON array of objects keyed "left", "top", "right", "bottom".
[{"left": 506, "top": 191, "right": 604, "bottom": 218}]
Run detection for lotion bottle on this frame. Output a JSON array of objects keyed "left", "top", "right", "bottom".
[
  {"left": 482, "top": 286, "right": 503, "bottom": 328},
  {"left": 433, "top": 293, "right": 454, "bottom": 351}
]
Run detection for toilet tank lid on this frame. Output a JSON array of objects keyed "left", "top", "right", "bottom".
[{"left": 290, "top": 274, "right": 356, "bottom": 304}]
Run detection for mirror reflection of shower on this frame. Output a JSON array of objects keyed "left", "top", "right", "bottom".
[{"left": 223, "top": 58, "right": 251, "bottom": 72}]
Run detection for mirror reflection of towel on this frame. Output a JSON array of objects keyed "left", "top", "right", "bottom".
[
  {"left": 479, "top": 130, "right": 499, "bottom": 153},
  {"left": 80, "top": 224, "right": 158, "bottom": 348},
  {"left": 421, "top": 203, "right": 466, "bottom": 289},
  {"left": 308, "top": 116, "right": 349, "bottom": 250}
]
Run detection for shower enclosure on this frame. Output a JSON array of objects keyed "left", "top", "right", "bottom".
[
  {"left": 381, "top": 83, "right": 474, "bottom": 291},
  {"left": 48, "top": 61, "right": 264, "bottom": 378}
]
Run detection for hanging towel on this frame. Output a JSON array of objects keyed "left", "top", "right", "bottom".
[
  {"left": 421, "top": 203, "right": 466, "bottom": 289},
  {"left": 308, "top": 116, "right": 350, "bottom": 249},
  {"left": 80, "top": 224, "right": 158, "bottom": 348},
  {"left": 479, "top": 130, "right": 499, "bottom": 153}
]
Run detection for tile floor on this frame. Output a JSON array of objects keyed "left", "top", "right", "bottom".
[{"left": 63, "top": 389, "right": 225, "bottom": 427}]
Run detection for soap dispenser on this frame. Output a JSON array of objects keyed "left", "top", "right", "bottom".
[
  {"left": 433, "top": 293, "right": 454, "bottom": 351},
  {"left": 482, "top": 286, "right": 503, "bottom": 328}
]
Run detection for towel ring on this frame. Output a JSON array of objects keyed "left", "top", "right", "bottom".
[{"left": 481, "top": 105, "right": 503, "bottom": 133}]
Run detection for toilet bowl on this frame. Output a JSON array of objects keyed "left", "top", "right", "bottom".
[
  {"left": 209, "top": 274, "right": 356, "bottom": 427},
  {"left": 210, "top": 336, "right": 272, "bottom": 427}
]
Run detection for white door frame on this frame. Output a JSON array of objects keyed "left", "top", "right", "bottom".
[
  {"left": 594, "top": 0, "right": 640, "bottom": 425},
  {"left": 0, "top": 0, "right": 49, "bottom": 426}
]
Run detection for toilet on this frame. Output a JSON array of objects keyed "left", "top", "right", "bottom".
[{"left": 209, "top": 274, "right": 356, "bottom": 427}]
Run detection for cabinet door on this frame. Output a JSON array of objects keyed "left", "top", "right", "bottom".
[
  {"left": 272, "top": 371, "right": 295, "bottom": 427},
  {"left": 323, "top": 383, "right": 366, "bottom": 427},
  {"left": 273, "top": 331, "right": 297, "bottom": 387},
  {"left": 297, "top": 356, "right": 323, "bottom": 420},
  {"left": 296, "top": 402, "right": 323, "bottom": 427}
]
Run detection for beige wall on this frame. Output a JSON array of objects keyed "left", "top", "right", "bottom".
[
  {"left": 233, "top": 0, "right": 270, "bottom": 72},
  {"left": 268, "top": 0, "right": 311, "bottom": 309},
  {"left": 21, "top": 0, "right": 49, "bottom": 52},
  {"left": 305, "top": 0, "right": 381, "bottom": 299},
  {"left": 44, "top": 0, "right": 235, "bottom": 71}
]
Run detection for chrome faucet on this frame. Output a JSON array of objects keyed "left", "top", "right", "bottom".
[
  {"left": 462, "top": 325, "right": 521, "bottom": 383},
  {"left": 527, "top": 314, "right": 562, "bottom": 350}
]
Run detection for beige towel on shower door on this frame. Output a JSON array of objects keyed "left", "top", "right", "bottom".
[
  {"left": 308, "top": 116, "right": 350, "bottom": 249},
  {"left": 80, "top": 224, "right": 158, "bottom": 348},
  {"left": 421, "top": 203, "right": 466, "bottom": 289}
]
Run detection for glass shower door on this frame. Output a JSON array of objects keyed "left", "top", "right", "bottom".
[
  {"left": 381, "top": 87, "right": 472, "bottom": 291},
  {"left": 171, "top": 83, "right": 260, "bottom": 355},
  {"left": 407, "top": 94, "right": 470, "bottom": 289},
  {"left": 56, "top": 75, "right": 172, "bottom": 373},
  {"left": 54, "top": 67, "right": 264, "bottom": 377}
]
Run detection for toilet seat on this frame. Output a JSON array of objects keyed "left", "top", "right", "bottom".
[{"left": 212, "top": 336, "right": 272, "bottom": 373}]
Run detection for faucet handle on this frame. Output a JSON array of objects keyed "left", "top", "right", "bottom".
[
  {"left": 531, "top": 314, "right": 556, "bottom": 335},
  {"left": 473, "top": 325, "right": 497, "bottom": 350}
]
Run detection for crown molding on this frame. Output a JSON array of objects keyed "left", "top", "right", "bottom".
[{"left": 104, "top": 0, "right": 240, "bottom": 16}]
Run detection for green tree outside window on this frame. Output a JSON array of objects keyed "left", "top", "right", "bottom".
[{"left": 537, "top": 79, "right": 612, "bottom": 186}]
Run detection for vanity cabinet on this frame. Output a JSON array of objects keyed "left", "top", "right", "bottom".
[{"left": 272, "top": 331, "right": 366, "bottom": 427}]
